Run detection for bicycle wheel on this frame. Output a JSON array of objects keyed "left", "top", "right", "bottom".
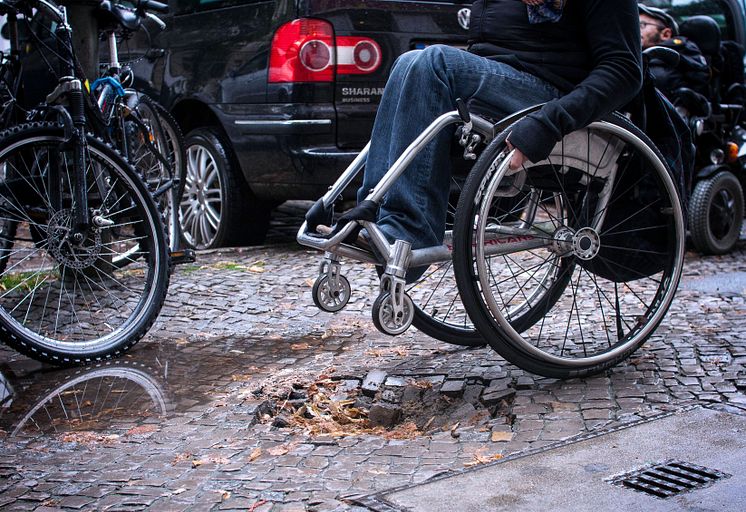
[
  {"left": 0, "top": 122, "right": 170, "bottom": 365},
  {"left": 453, "top": 113, "right": 685, "bottom": 378},
  {"left": 125, "top": 92, "right": 185, "bottom": 252}
]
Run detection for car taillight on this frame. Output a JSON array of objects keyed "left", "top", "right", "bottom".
[
  {"left": 337, "top": 36, "right": 382, "bottom": 75},
  {"left": 269, "top": 19, "right": 382, "bottom": 83},
  {"left": 269, "top": 19, "right": 334, "bottom": 83}
]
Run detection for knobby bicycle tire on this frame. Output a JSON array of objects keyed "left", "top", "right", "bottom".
[{"left": 0, "top": 122, "right": 171, "bottom": 364}]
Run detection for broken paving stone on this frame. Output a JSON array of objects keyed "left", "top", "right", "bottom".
[
  {"left": 402, "top": 385, "right": 422, "bottom": 402},
  {"left": 362, "top": 370, "right": 387, "bottom": 397},
  {"left": 515, "top": 376, "right": 535, "bottom": 389},
  {"left": 353, "top": 396, "right": 374, "bottom": 410},
  {"left": 440, "top": 380, "right": 466, "bottom": 397},
  {"left": 481, "top": 388, "right": 516, "bottom": 407},
  {"left": 369, "top": 404, "right": 402, "bottom": 428},
  {"left": 463, "top": 384, "right": 485, "bottom": 404},
  {"left": 451, "top": 403, "right": 478, "bottom": 423},
  {"left": 272, "top": 413, "right": 292, "bottom": 428},
  {"left": 338, "top": 379, "right": 361, "bottom": 392},
  {"left": 380, "top": 389, "right": 400, "bottom": 403},
  {"left": 385, "top": 376, "right": 406, "bottom": 387}
]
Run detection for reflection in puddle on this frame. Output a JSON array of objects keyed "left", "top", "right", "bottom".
[
  {"left": 0, "top": 361, "right": 170, "bottom": 438},
  {"left": 0, "top": 333, "right": 358, "bottom": 438}
]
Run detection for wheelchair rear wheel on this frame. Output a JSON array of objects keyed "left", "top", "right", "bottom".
[{"left": 453, "top": 114, "right": 685, "bottom": 378}]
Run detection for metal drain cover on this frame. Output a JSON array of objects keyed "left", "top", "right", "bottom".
[{"left": 610, "top": 460, "right": 731, "bottom": 498}]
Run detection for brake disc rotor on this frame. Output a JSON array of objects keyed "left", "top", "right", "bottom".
[{"left": 47, "top": 209, "right": 102, "bottom": 270}]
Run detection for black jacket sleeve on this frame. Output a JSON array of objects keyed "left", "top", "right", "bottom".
[{"left": 508, "top": 0, "right": 643, "bottom": 162}]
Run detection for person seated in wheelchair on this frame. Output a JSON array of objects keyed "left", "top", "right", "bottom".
[
  {"left": 337, "top": 0, "right": 643, "bottom": 278},
  {"left": 639, "top": 4, "right": 710, "bottom": 99}
]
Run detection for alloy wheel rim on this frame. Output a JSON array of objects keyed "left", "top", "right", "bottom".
[{"left": 181, "top": 144, "right": 223, "bottom": 249}]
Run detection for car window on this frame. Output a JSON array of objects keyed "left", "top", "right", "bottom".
[{"left": 642, "top": 0, "right": 737, "bottom": 40}]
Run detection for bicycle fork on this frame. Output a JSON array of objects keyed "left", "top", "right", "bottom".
[{"left": 52, "top": 6, "right": 91, "bottom": 243}]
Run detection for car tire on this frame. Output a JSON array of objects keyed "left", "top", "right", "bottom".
[{"left": 181, "top": 127, "right": 272, "bottom": 249}]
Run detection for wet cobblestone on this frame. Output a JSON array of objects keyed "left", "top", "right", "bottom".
[{"left": 0, "top": 210, "right": 745, "bottom": 510}]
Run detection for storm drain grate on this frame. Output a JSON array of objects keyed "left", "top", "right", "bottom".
[{"left": 610, "top": 460, "right": 731, "bottom": 498}]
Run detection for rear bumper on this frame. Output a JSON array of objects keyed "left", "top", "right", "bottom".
[{"left": 214, "top": 104, "right": 363, "bottom": 201}]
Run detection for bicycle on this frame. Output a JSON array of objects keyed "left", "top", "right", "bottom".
[
  {"left": 88, "top": 0, "right": 188, "bottom": 259},
  {"left": 1, "top": 0, "right": 188, "bottom": 260},
  {"left": 0, "top": 0, "right": 171, "bottom": 364},
  {"left": 298, "top": 97, "right": 686, "bottom": 379}
]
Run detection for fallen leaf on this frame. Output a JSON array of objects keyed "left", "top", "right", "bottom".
[
  {"left": 248, "top": 500, "right": 268, "bottom": 512},
  {"left": 290, "top": 342, "right": 310, "bottom": 350},
  {"left": 172, "top": 453, "right": 193, "bottom": 465},
  {"left": 491, "top": 432, "right": 513, "bottom": 442},
  {"left": 125, "top": 425, "right": 157, "bottom": 437},
  {"left": 248, "top": 448, "right": 262, "bottom": 462},
  {"left": 464, "top": 448, "right": 503, "bottom": 467},
  {"left": 267, "top": 444, "right": 290, "bottom": 456},
  {"left": 231, "top": 374, "right": 252, "bottom": 382}
]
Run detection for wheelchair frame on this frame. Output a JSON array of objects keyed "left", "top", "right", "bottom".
[{"left": 297, "top": 103, "right": 686, "bottom": 378}]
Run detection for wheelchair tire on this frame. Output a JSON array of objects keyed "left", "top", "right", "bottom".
[
  {"left": 688, "top": 171, "right": 744, "bottom": 255},
  {"left": 452, "top": 113, "right": 685, "bottom": 379}
]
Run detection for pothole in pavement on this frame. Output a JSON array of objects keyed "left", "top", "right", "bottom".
[{"left": 250, "top": 369, "right": 521, "bottom": 440}]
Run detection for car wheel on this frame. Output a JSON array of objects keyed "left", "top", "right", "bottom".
[{"left": 181, "top": 127, "right": 271, "bottom": 249}]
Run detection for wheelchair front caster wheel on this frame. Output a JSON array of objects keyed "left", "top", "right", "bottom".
[
  {"left": 312, "top": 274, "right": 351, "bottom": 312},
  {"left": 372, "top": 292, "right": 414, "bottom": 336}
]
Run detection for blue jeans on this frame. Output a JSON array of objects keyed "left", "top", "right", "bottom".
[{"left": 358, "top": 45, "right": 560, "bottom": 250}]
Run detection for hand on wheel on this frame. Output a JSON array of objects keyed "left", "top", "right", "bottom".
[{"left": 506, "top": 139, "right": 527, "bottom": 170}]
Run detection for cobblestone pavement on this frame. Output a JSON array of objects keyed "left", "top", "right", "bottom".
[{"left": 0, "top": 205, "right": 745, "bottom": 511}]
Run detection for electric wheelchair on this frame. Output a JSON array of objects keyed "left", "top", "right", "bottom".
[{"left": 669, "top": 15, "right": 746, "bottom": 254}]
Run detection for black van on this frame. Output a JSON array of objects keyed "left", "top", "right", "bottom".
[{"left": 129, "top": 0, "right": 473, "bottom": 248}]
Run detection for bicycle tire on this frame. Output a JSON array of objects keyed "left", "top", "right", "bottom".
[
  {"left": 0, "top": 122, "right": 171, "bottom": 365},
  {"left": 133, "top": 93, "right": 186, "bottom": 251}
]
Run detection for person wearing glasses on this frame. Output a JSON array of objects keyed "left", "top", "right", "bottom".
[{"left": 639, "top": 4, "right": 709, "bottom": 97}]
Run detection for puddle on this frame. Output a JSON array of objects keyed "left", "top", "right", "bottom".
[{"left": 0, "top": 332, "right": 358, "bottom": 439}]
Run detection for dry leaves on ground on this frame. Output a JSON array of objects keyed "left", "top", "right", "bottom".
[
  {"left": 490, "top": 431, "right": 513, "bottom": 442},
  {"left": 248, "top": 448, "right": 262, "bottom": 462},
  {"left": 125, "top": 425, "right": 158, "bottom": 437},
  {"left": 59, "top": 432, "right": 120, "bottom": 445},
  {"left": 191, "top": 455, "right": 230, "bottom": 467},
  {"left": 464, "top": 448, "right": 503, "bottom": 467},
  {"left": 364, "top": 347, "right": 409, "bottom": 357}
]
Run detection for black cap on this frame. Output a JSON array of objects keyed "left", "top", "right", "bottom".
[{"left": 639, "top": 4, "right": 679, "bottom": 35}]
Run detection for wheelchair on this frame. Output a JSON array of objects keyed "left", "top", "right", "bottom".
[
  {"left": 297, "top": 99, "right": 686, "bottom": 379},
  {"left": 669, "top": 15, "right": 746, "bottom": 254}
]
